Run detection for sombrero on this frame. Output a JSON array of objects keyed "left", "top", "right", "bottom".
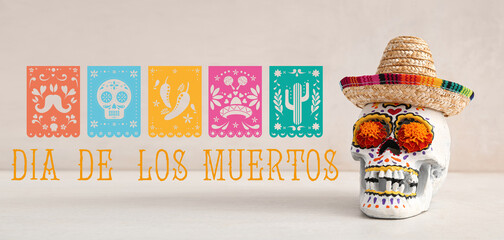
[{"left": 340, "top": 36, "right": 474, "bottom": 117}]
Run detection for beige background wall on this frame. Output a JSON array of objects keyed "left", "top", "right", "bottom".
[{"left": 0, "top": 0, "right": 501, "bottom": 172}]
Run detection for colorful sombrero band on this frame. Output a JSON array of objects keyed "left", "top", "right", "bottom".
[{"left": 340, "top": 73, "right": 474, "bottom": 100}]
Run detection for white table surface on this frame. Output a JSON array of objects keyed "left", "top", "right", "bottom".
[{"left": 1, "top": 171, "right": 502, "bottom": 240}]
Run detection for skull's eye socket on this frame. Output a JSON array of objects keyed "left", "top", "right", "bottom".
[
  {"left": 117, "top": 91, "right": 128, "bottom": 103},
  {"left": 355, "top": 121, "right": 388, "bottom": 148},
  {"left": 100, "top": 91, "right": 112, "bottom": 103},
  {"left": 353, "top": 114, "right": 392, "bottom": 148},
  {"left": 395, "top": 114, "right": 434, "bottom": 153}
]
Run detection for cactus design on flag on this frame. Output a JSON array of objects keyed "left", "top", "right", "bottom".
[
  {"left": 286, "top": 82, "right": 310, "bottom": 125},
  {"left": 270, "top": 66, "right": 323, "bottom": 137}
]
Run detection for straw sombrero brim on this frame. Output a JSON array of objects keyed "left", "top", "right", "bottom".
[{"left": 340, "top": 73, "right": 475, "bottom": 117}]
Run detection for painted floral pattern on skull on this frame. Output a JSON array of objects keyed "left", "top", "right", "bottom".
[{"left": 351, "top": 103, "right": 450, "bottom": 218}]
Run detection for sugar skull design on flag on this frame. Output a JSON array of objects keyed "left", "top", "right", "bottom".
[
  {"left": 87, "top": 66, "right": 141, "bottom": 137},
  {"left": 270, "top": 66, "right": 323, "bottom": 137},
  {"left": 27, "top": 66, "right": 80, "bottom": 137},
  {"left": 209, "top": 66, "right": 262, "bottom": 138},
  {"left": 148, "top": 66, "right": 202, "bottom": 137}
]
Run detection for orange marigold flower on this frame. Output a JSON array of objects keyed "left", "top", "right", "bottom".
[
  {"left": 397, "top": 122, "right": 433, "bottom": 152},
  {"left": 356, "top": 121, "right": 387, "bottom": 148}
]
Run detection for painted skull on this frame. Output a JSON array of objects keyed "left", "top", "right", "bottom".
[
  {"left": 97, "top": 79, "right": 131, "bottom": 119},
  {"left": 351, "top": 103, "right": 450, "bottom": 218}
]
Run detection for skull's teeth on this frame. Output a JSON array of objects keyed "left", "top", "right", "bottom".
[
  {"left": 412, "top": 174, "right": 418, "bottom": 182},
  {"left": 386, "top": 181, "right": 392, "bottom": 191},
  {"left": 385, "top": 170, "right": 392, "bottom": 178},
  {"left": 399, "top": 184, "right": 405, "bottom": 193},
  {"left": 364, "top": 168, "right": 419, "bottom": 197},
  {"left": 365, "top": 170, "right": 416, "bottom": 182}
]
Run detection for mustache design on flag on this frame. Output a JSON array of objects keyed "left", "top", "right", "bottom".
[{"left": 35, "top": 94, "right": 72, "bottom": 113}]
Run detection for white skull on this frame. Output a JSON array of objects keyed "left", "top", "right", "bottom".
[
  {"left": 50, "top": 123, "right": 58, "bottom": 132},
  {"left": 351, "top": 103, "right": 450, "bottom": 219},
  {"left": 97, "top": 79, "right": 131, "bottom": 119}
]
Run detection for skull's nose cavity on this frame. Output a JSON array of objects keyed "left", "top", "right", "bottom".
[{"left": 379, "top": 139, "right": 401, "bottom": 155}]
